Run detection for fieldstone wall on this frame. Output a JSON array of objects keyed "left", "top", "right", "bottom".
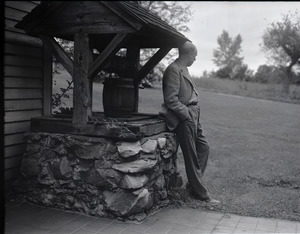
[{"left": 15, "top": 132, "right": 181, "bottom": 221}]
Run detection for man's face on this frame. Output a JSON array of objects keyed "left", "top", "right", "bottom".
[{"left": 187, "top": 50, "right": 197, "bottom": 67}]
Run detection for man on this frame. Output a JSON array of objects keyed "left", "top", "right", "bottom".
[{"left": 159, "top": 41, "right": 219, "bottom": 203}]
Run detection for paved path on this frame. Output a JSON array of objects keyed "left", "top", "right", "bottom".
[{"left": 4, "top": 201, "right": 300, "bottom": 234}]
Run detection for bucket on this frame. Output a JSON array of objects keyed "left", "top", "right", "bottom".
[{"left": 102, "top": 78, "right": 135, "bottom": 118}]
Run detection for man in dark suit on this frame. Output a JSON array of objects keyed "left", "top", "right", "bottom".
[{"left": 160, "top": 41, "right": 219, "bottom": 203}]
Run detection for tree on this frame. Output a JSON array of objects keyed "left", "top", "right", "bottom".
[
  {"left": 254, "top": 65, "right": 285, "bottom": 84},
  {"left": 262, "top": 10, "right": 300, "bottom": 93},
  {"left": 212, "top": 30, "right": 244, "bottom": 79}
]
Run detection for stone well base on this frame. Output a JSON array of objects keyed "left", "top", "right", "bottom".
[{"left": 15, "top": 131, "right": 181, "bottom": 221}]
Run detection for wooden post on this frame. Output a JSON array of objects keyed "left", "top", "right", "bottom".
[
  {"left": 88, "top": 39, "right": 94, "bottom": 116},
  {"left": 126, "top": 42, "right": 140, "bottom": 113},
  {"left": 73, "top": 32, "right": 92, "bottom": 126},
  {"left": 43, "top": 38, "right": 53, "bottom": 117}
]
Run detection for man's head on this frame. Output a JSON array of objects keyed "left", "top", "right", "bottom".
[{"left": 178, "top": 41, "right": 197, "bottom": 67}]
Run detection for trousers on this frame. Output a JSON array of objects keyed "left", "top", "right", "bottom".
[{"left": 174, "top": 104, "right": 210, "bottom": 199}]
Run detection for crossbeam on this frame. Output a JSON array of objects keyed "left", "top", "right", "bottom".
[
  {"left": 41, "top": 36, "right": 74, "bottom": 76},
  {"left": 88, "top": 33, "right": 129, "bottom": 79},
  {"left": 135, "top": 47, "right": 172, "bottom": 84}
]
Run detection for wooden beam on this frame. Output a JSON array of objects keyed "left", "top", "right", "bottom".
[
  {"left": 88, "top": 38, "right": 94, "bottom": 117},
  {"left": 73, "top": 32, "right": 92, "bottom": 126},
  {"left": 41, "top": 36, "right": 74, "bottom": 77},
  {"left": 88, "top": 33, "right": 128, "bottom": 79},
  {"left": 43, "top": 38, "right": 53, "bottom": 117},
  {"left": 135, "top": 47, "right": 172, "bottom": 84},
  {"left": 126, "top": 42, "right": 140, "bottom": 113}
]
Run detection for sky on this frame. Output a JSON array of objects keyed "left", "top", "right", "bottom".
[{"left": 180, "top": 1, "right": 300, "bottom": 77}]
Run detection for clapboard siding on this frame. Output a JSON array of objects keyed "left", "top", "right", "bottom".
[
  {"left": 4, "top": 121, "right": 31, "bottom": 135},
  {"left": 5, "top": 133, "right": 26, "bottom": 147},
  {"left": 5, "top": 110, "right": 43, "bottom": 123},
  {"left": 5, "top": 144, "right": 27, "bottom": 159},
  {"left": 5, "top": 55, "right": 43, "bottom": 67},
  {"left": 5, "top": 156, "right": 24, "bottom": 173},
  {"left": 5, "top": 1, "right": 38, "bottom": 13},
  {"left": 5, "top": 19, "right": 26, "bottom": 34},
  {"left": 5, "top": 88, "right": 43, "bottom": 100},
  {"left": 5, "top": 42, "right": 43, "bottom": 57},
  {"left": 4, "top": 1, "right": 44, "bottom": 196},
  {"left": 5, "top": 6, "right": 29, "bottom": 22},
  {"left": 5, "top": 65, "right": 43, "bottom": 78},
  {"left": 5, "top": 78, "right": 43, "bottom": 88},
  {"left": 5, "top": 99, "right": 43, "bottom": 111},
  {"left": 5, "top": 31, "right": 43, "bottom": 47},
  {"left": 5, "top": 168, "right": 21, "bottom": 184}
]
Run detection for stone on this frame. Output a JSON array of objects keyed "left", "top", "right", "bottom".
[
  {"left": 140, "top": 152, "right": 157, "bottom": 160},
  {"left": 153, "top": 174, "right": 166, "bottom": 190},
  {"left": 103, "top": 188, "right": 151, "bottom": 217},
  {"left": 119, "top": 174, "right": 149, "bottom": 189},
  {"left": 37, "top": 165, "right": 55, "bottom": 185},
  {"left": 81, "top": 169, "right": 104, "bottom": 186},
  {"left": 30, "top": 133, "right": 41, "bottom": 142},
  {"left": 82, "top": 168, "right": 121, "bottom": 188},
  {"left": 112, "top": 159, "right": 158, "bottom": 173},
  {"left": 141, "top": 139, "right": 157, "bottom": 153},
  {"left": 129, "top": 188, "right": 152, "bottom": 215},
  {"left": 43, "top": 149, "right": 56, "bottom": 160},
  {"left": 54, "top": 144, "right": 67, "bottom": 155},
  {"left": 41, "top": 193, "right": 54, "bottom": 205},
  {"left": 157, "top": 137, "right": 166, "bottom": 149},
  {"left": 161, "top": 136, "right": 178, "bottom": 159},
  {"left": 96, "top": 169, "right": 122, "bottom": 188},
  {"left": 21, "top": 158, "right": 41, "bottom": 177},
  {"left": 117, "top": 141, "right": 142, "bottom": 158},
  {"left": 41, "top": 136, "right": 55, "bottom": 148},
  {"left": 50, "top": 157, "right": 72, "bottom": 179},
  {"left": 16, "top": 131, "right": 180, "bottom": 221},
  {"left": 26, "top": 143, "right": 40, "bottom": 153},
  {"left": 95, "top": 159, "right": 113, "bottom": 169},
  {"left": 70, "top": 143, "right": 112, "bottom": 160}
]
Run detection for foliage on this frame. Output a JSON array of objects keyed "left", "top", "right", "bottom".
[
  {"left": 52, "top": 74, "right": 73, "bottom": 110},
  {"left": 261, "top": 10, "right": 300, "bottom": 93},
  {"left": 254, "top": 65, "right": 285, "bottom": 84},
  {"left": 212, "top": 30, "right": 246, "bottom": 79},
  {"left": 54, "top": 38, "right": 74, "bottom": 58},
  {"left": 52, "top": 38, "right": 74, "bottom": 111}
]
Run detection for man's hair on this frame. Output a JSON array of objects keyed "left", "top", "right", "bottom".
[{"left": 178, "top": 41, "right": 197, "bottom": 55}]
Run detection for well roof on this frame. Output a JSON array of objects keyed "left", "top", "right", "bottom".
[{"left": 15, "top": 1, "right": 190, "bottom": 48}]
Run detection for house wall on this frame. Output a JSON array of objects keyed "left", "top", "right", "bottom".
[{"left": 4, "top": 1, "right": 51, "bottom": 196}]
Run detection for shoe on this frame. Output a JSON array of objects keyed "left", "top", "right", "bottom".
[
  {"left": 205, "top": 198, "right": 221, "bottom": 204},
  {"left": 186, "top": 187, "right": 210, "bottom": 201}
]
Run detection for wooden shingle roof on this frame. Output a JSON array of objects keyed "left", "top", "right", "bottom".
[
  {"left": 117, "top": 1, "right": 186, "bottom": 40},
  {"left": 16, "top": 1, "right": 190, "bottom": 48}
]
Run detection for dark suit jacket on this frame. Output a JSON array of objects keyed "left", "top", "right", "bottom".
[{"left": 159, "top": 59, "right": 198, "bottom": 131}]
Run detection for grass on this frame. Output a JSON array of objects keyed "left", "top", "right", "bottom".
[{"left": 194, "top": 77, "right": 300, "bottom": 105}]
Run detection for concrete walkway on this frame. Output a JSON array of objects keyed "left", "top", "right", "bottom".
[{"left": 4, "top": 201, "right": 300, "bottom": 234}]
